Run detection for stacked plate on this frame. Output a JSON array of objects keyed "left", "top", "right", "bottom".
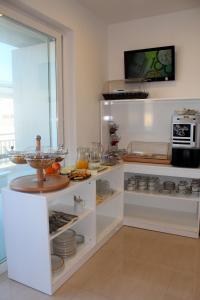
[
  {"left": 51, "top": 255, "right": 64, "bottom": 273},
  {"left": 53, "top": 229, "right": 77, "bottom": 258}
]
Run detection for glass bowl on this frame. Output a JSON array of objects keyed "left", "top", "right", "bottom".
[
  {"left": 25, "top": 153, "right": 56, "bottom": 169},
  {"left": 8, "top": 149, "right": 27, "bottom": 164}
]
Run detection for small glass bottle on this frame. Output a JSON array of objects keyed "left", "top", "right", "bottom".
[{"left": 74, "top": 195, "right": 85, "bottom": 213}]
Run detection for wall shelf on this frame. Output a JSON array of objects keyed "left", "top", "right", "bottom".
[{"left": 101, "top": 97, "right": 200, "bottom": 104}]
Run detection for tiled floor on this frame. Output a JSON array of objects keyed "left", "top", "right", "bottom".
[{"left": 1, "top": 226, "right": 200, "bottom": 300}]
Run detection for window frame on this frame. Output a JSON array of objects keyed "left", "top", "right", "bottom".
[{"left": 0, "top": 2, "right": 65, "bottom": 151}]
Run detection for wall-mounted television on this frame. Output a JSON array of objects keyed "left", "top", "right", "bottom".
[{"left": 124, "top": 45, "right": 175, "bottom": 82}]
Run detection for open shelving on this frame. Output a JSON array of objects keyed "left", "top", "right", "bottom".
[
  {"left": 96, "top": 215, "right": 122, "bottom": 243},
  {"left": 96, "top": 190, "right": 123, "bottom": 207},
  {"left": 51, "top": 212, "right": 96, "bottom": 292},
  {"left": 124, "top": 190, "right": 200, "bottom": 202},
  {"left": 49, "top": 207, "right": 93, "bottom": 241},
  {"left": 52, "top": 240, "right": 94, "bottom": 292},
  {"left": 124, "top": 203, "right": 199, "bottom": 238},
  {"left": 2, "top": 165, "right": 124, "bottom": 295},
  {"left": 3, "top": 162, "right": 200, "bottom": 295},
  {"left": 123, "top": 163, "right": 200, "bottom": 238},
  {"left": 95, "top": 165, "right": 124, "bottom": 246}
]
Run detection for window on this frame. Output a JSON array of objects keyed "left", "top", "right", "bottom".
[{"left": 0, "top": 12, "right": 63, "bottom": 267}]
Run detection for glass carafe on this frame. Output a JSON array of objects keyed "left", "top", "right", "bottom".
[
  {"left": 89, "top": 142, "right": 103, "bottom": 170},
  {"left": 76, "top": 147, "right": 89, "bottom": 169}
]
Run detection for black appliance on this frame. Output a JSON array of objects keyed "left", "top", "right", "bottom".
[{"left": 171, "top": 113, "right": 200, "bottom": 168}]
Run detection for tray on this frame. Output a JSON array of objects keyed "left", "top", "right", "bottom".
[
  {"left": 10, "top": 174, "right": 70, "bottom": 193},
  {"left": 122, "top": 154, "right": 171, "bottom": 165}
]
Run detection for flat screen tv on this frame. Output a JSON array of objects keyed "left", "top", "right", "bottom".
[{"left": 124, "top": 45, "right": 175, "bottom": 82}]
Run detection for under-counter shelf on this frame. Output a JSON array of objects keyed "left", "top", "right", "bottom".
[
  {"left": 52, "top": 240, "right": 94, "bottom": 292},
  {"left": 49, "top": 207, "right": 93, "bottom": 241},
  {"left": 124, "top": 190, "right": 200, "bottom": 202},
  {"left": 96, "top": 190, "right": 123, "bottom": 207},
  {"left": 124, "top": 162, "right": 200, "bottom": 179},
  {"left": 96, "top": 215, "right": 122, "bottom": 244},
  {"left": 124, "top": 165, "right": 200, "bottom": 238},
  {"left": 124, "top": 203, "right": 199, "bottom": 238}
]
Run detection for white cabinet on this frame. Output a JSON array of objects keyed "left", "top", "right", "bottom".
[
  {"left": 2, "top": 162, "right": 200, "bottom": 295},
  {"left": 124, "top": 163, "right": 200, "bottom": 238},
  {"left": 95, "top": 165, "right": 124, "bottom": 247},
  {"left": 2, "top": 165, "right": 124, "bottom": 295}
]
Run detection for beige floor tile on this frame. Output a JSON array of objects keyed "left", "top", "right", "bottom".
[
  {"left": 1, "top": 227, "right": 200, "bottom": 300},
  {"left": 70, "top": 289, "right": 111, "bottom": 300},
  {"left": 164, "top": 270, "right": 195, "bottom": 300}
]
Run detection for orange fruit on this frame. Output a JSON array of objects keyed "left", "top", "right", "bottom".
[
  {"left": 52, "top": 162, "right": 61, "bottom": 171},
  {"left": 45, "top": 166, "right": 56, "bottom": 175}
]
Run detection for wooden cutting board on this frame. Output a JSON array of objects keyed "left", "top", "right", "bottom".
[{"left": 122, "top": 155, "right": 171, "bottom": 165}]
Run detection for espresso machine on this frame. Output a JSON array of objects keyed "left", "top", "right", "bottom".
[{"left": 171, "top": 110, "right": 200, "bottom": 168}]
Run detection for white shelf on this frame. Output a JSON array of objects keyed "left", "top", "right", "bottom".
[
  {"left": 124, "top": 203, "right": 199, "bottom": 238},
  {"left": 96, "top": 190, "right": 123, "bottom": 207},
  {"left": 49, "top": 207, "right": 93, "bottom": 241},
  {"left": 96, "top": 215, "right": 122, "bottom": 243},
  {"left": 52, "top": 240, "right": 94, "bottom": 292},
  {"left": 45, "top": 179, "right": 92, "bottom": 202},
  {"left": 124, "top": 162, "right": 200, "bottom": 179},
  {"left": 94, "top": 163, "right": 123, "bottom": 179},
  {"left": 124, "top": 190, "right": 200, "bottom": 203},
  {"left": 101, "top": 97, "right": 200, "bottom": 104}
]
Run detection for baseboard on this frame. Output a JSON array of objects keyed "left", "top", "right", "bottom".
[{"left": 0, "top": 260, "right": 7, "bottom": 275}]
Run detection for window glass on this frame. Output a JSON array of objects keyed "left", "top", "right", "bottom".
[{"left": 0, "top": 15, "right": 59, "bottom": 265}]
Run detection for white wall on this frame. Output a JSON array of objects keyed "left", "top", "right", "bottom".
[
  {"left": 101, "top": 99, "right": 200, "bottom": 150},
  {"left": 108, "top": 8, "right": 200, "bottom": 99},
  {"left": 8, "top": 0, "right": 108, "bottom": 151}
]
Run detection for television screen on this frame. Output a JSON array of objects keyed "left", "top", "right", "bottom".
[{"left": 124, "top": 45, "right": 175, "bottom": 82}]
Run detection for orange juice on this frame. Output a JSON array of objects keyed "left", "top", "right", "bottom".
[{"left": 76, "top": 160, "right": 88, "bottom": 169}]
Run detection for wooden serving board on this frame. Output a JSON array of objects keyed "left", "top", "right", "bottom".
[
  {"left": 10, "top": 174, "right": 70, "bottom": 193},
  {"left": 122, "top": 155, "right": 171, "bottom": 165}
]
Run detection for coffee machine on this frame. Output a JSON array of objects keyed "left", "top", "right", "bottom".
[{"left": 171, "top": 111, "right": 200, "bottom": 168}]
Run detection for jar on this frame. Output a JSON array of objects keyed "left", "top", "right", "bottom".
[
  {"left": 191, "top": 180, "right": 200, "bottom": 193},
  {"left": 88, "top": 142, "right": 102, "bottom": 170},
  {"left": 148, "top": 177, "right": 159, "bottom": 192},
  {"left": 127, "top": 183, "right": 134, "bottom": 191},
  {"left": 177, "top": 180, "right": 188, "bottom": 194},
  {"left": 76, "top": 147, "right": 89, "bottom": 169},
  {"left": 138, "top": 178, "right": 148, "bottom": 191}
]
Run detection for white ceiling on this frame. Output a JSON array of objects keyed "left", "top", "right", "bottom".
[{"left": 78, "top": 0, "right": 200, "bottom": 24}]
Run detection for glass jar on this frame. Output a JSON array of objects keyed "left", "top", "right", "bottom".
[
  {"left": 177, "top": 180, "right": 188, "bottom": 194},
  {"left": 76, "top": 147, "right": 89, "bottom": 169},
  {"left": 88, "top": 142, "right": 102, "bottom": 170},
  {"left": 191, "top": 180, "right": 200, "bottom": 193}
]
